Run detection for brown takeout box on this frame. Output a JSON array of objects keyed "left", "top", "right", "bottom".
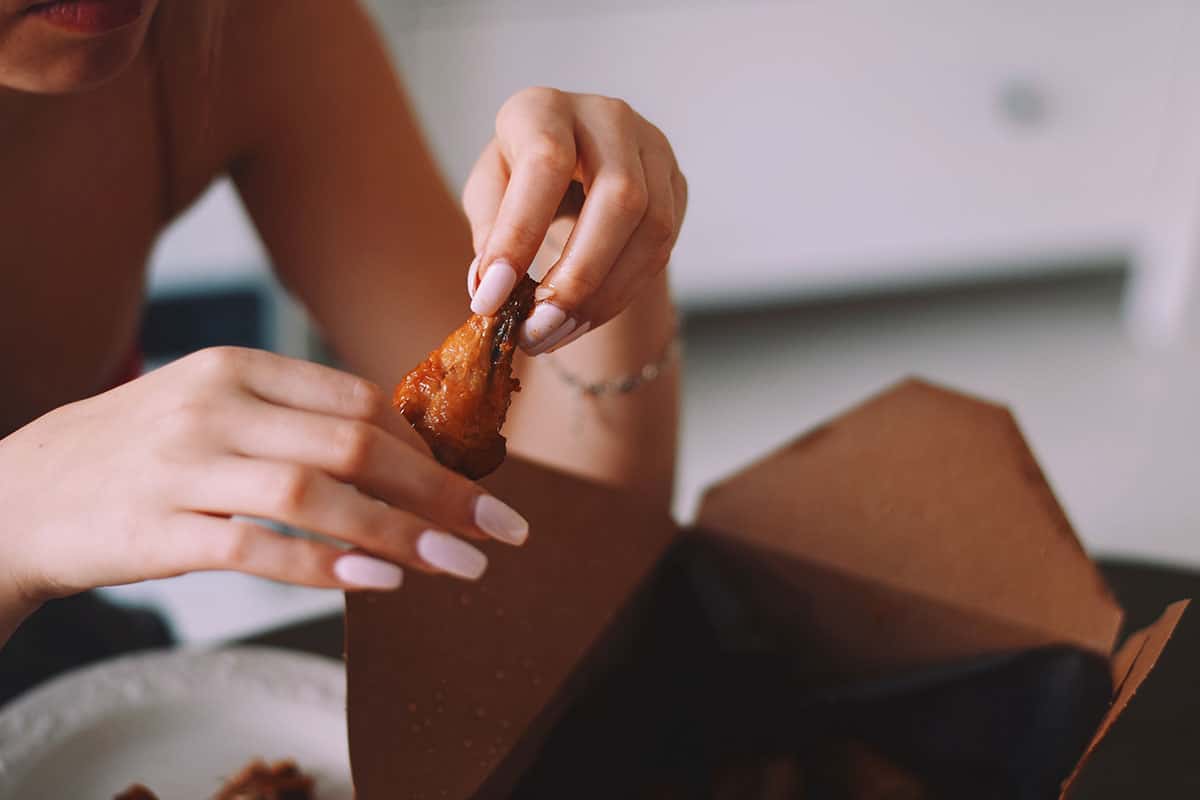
[{"left": 345, "top": 378, "right": 1188, "bottom": 799}]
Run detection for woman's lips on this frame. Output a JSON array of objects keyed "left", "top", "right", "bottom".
[{"left": 24, "top": 0, "right": 143, "bottom": 34}]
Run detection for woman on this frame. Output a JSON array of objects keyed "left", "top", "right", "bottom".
[{"left": 0, "top": 0, "right": 684, "bottom": 649}]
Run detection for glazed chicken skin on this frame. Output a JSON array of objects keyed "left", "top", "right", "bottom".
[{"left": 393, "top": 277, "right": 538, "bottom": 479}]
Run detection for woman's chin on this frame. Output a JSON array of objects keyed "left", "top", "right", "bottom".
[{"left": 0, "top": 14, "right": 152, "bottom": 94}]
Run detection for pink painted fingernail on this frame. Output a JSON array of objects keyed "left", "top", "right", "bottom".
[
  {"left": 529, "top": 317, "right": 577, "bottom": 355},
  {"left": 470, "top": 260, "right": 518, "bottom": 316},
  {"left": 544, "top": 320, "right": 591, "bottom": 354},
  {"left": 334, "top": 554, "right": 404, "bottom": 589},
  {"left": 474, "top": 495, "right": 529, "bottom": 545},
  {"left": 417, "top": 530, "right": 488, "bottom": 580},
  {"left": 466, "top": 256, "right": 480, "bottom": 298},
  {"left": 519, "top": 302, "right": 569, "bottom": 351}
]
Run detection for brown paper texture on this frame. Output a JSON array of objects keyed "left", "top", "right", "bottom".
[{"left": 345, "top": 456, "right": 679, "bottom": 800}]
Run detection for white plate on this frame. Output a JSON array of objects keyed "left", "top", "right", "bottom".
[{"left": 0, "top": 647, "right": 351, "bottom": 799}]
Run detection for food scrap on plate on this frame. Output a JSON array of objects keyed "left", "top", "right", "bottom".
[{"left": 115, "top": 758, "right": 315, "bottom": 800}]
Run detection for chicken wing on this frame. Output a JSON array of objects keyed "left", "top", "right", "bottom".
[{"left": 393, "top": 277, "right": 538, "bottom": 479}]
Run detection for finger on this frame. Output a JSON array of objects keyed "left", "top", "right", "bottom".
[
  {"left": 672, "top": 167, "right": 689, "bottom": 224},
  {"left": 553, "top": 148, "right": 681, "bottom": 339},
  {"left": 166, "top": 512, "right": 383, "bottom": 589},
  {"left": 182, "top": 346, "right": 385, "bottom": 422},
  {"left": 219, "top": 399, "right": 528, "bottom": 545},
  {"left": 472, "top": 90, "right": 577, "bottom": 316},
  {"left": 520, "top": 102, "right": 650, "bottom": 354},
  {"left": 461, "top": 139, "right": 509, "bottom": 275},
  {"left": 181, "top": 457, "right": 490, "bottom": 581},
  {"left": 179, "top": 346, "right": 427, "bottom": 453}
]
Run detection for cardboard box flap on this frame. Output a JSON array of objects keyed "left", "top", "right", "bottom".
[
  {"left": 696, "top": 528, "right": 1099, "bottom": 681},
  {"left": 1060, "top": 600, "right": 1189, "bottom": 797},
  {"left": 345, "top": 456, "right": 679, "bottom": 800},
  {"left": 696, "top": 378, "right": 1123, "bottom": 665}
]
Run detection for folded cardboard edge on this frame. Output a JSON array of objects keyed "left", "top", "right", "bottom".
[
  {"left": 691, "top": 526, "right": 1116, "bottom": 679},
  {"left": 470, "top": 577, "right": 660, "bottom": 799},
  {"left": 694, "top": 377, "right": 1124, "bottom": 659},
  {"left": 695, "top": 498, "right": 1122, "bottom": 663},
  {"left": 1059, "top": 600, "right": 1190, "bottom": 798}
]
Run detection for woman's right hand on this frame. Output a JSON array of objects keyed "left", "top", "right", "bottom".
[{"left": 0, "top": 346, "right": 529, "bottom": 610}]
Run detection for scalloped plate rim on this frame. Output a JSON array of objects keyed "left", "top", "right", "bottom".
[{"left": 0, "top": 645, "right": 348, "bottom": 795}]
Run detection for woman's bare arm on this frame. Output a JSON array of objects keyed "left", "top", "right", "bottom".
[{"left": 222, "top": 0, "right": 680, "bottom": 505}]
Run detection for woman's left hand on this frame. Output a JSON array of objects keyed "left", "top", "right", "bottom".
[{"left": 462, "top": 87, "right": 687, "bottom": 354}]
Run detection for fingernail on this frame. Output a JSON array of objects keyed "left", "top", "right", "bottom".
[
  {"left": 519, "top": 302, "right": 568, "bottom": 351},
  {"left": 417, "top": 530, "right": 488, "bottom": 580},
  {"left": 529, "top": 317, "right": 577, "bottom": 355},
  {"left": 334, "top": 554, "right": 404, "bottom": 589},
  {"left": 544, "top": 320, "right": 591, "bottom": 354},
  {"left": 470, "top": 260, "right": 518, "bottom": 316},
  {"left": 466, "top": 256, "right": 480, "bottom": 298},
  {"left": 474, "top": 495, "right": 529, "bottom": 545}
]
